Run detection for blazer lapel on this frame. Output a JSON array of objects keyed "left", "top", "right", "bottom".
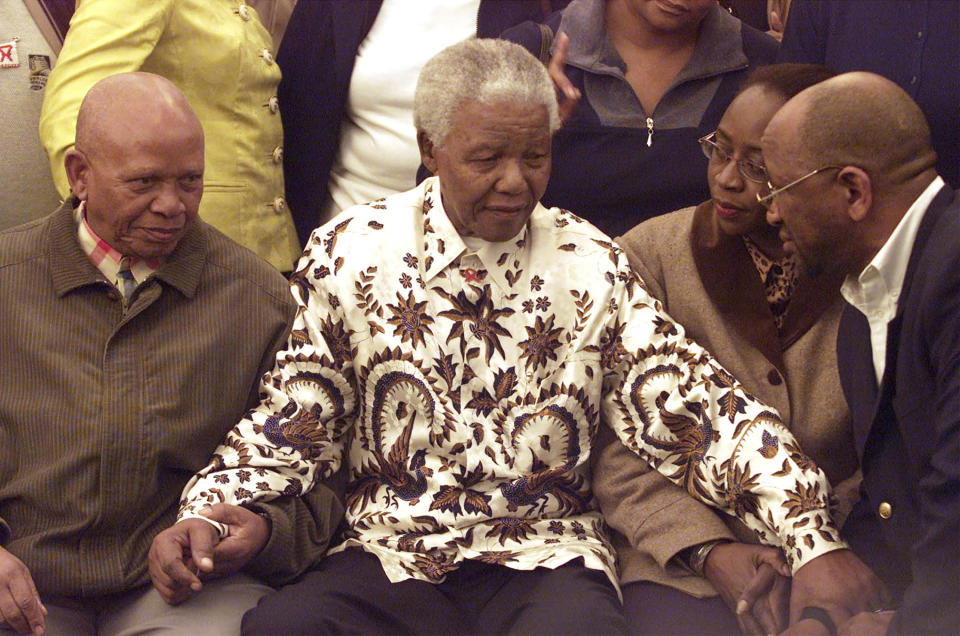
[
  {"left": 690, "top": 201, "right": 783, "bottom": 368},
  {"left": 839, "top": 184, "right": 955, "bottom": 456},
  {"left": 689, "top": 201, "right": 841, "bottom": 366},
  {"left": 836, "top": 304, "right": 879, "bottom": 457}
]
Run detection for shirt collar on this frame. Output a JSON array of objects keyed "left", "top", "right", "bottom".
[
  {"left": 75, "top": 201, "right": 161, "bottom": 287},
  {"left": 842, "top": 175, "right": 945, "bottom": 306},
  {"left": 418, "top": 177, "right": 532, "bottom": 294}
]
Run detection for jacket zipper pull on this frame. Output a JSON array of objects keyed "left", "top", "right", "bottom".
[{"left": 646, "top": 117, "right": 654, "bottom": 147}]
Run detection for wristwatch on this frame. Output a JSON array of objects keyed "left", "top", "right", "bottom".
[{"left": 679, "top": 540, "right": 728, "bottom": 576}]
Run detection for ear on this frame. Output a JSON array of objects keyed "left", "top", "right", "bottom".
[
  {"left": 417, "top": 130, "right": 438, "bottom": 175},
  {"left": 64, "top": 148, "right": 91, "bottom": 201},
  {"left": 837, "top": 166, "right": 872, "bottom": 222}
]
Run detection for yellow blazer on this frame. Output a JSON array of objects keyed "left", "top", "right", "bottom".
[{"left": 39, "top": 0, "right": 300, "bottom": 271}]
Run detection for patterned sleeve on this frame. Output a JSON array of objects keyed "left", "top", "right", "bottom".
[
  {"left": 177, "top": 236, "right": 358, "bottom": 524},
  {"left": 599, "top": 247, "right": 846, "bottom": 572}
]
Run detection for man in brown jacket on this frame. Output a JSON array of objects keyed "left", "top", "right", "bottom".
[{"left": 0, "top": 72, "right": 341, "bottom": 635}]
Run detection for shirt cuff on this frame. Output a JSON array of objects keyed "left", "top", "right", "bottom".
[
  {"left": 177, "top": 510, "right": 229, "bottom": 540},
  {"left": 782, "top": 508, "right": 849, "bottom": 573}
]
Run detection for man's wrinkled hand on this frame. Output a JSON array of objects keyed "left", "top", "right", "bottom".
[
  {"left": 203, "top": 504, "right": 270, "bottom": 575},
  {"left": 148, "top": 517, "right": 220, "bottom": 605},
  {"left": 0, "top": 546, "right": 46, "bottom": 635},
  {"left": 789, "top": 550, "right": 889, "bottom": 629},
  {"left": 148, "top": 505, "right": 269, "bottom": 606},
  {"left": 702, "top": 542, "right": 790, "bottom": 636},
  {"left": 547, "top": 32, "right": 581, "bottom": 125}
]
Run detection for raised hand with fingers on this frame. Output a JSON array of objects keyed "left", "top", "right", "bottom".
[
  {"left": 148, "top": 516, "right": 219, "bottom": 605},
  {"left": 547, "top": 32, "right": 581, "bottom": 125},
  {"left": 0, "top": 546, "right": 46, "bottom": 636}
]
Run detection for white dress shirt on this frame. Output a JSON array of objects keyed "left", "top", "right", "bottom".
[{"left": 841, "top": 176, "right": 945, "bottom": 386}]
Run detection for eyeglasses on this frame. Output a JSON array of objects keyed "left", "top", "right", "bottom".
[
  {"left": 755, "top": 165, "right": 843, "bottom": 209},
  {"left": 698, "top": 131, "right": 767, "bottom": 183}
]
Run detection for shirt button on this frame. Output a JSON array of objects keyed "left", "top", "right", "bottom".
[
  {"left": 267, "top": 96, "right": 279, "bottom": 114},
  {"left": 260, "top": 48, "right": 274, "bottom": 65},
  {"left": 916, "top": 30, "right": 923, "bottom": 38},
  {"left": 878, "top": 501, "right": 893, "bottom": 519},
  {"left": 767, "top": 369, "right": 783, "bottom": 386},
  {"left": 910, "top": 76, "right": 918, "bottom": 85},
  {"left": 271, "top": 196, "right": 287, "bottom": 214},
  {"left": 271, "top": 146, "right": 283, "bottom": 164}
]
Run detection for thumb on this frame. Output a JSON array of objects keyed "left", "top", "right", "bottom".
[
  {"left": 737, "top": 562, "right": 777, "bottom": 616},
  {"left": 188, "top": 513, "right": 224, "bottom": 573}
]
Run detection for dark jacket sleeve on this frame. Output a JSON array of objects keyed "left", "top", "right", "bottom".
[
  {"left": 890, "top": 222, "right": 960, "bottom": 635},
  {"left": 244, "top": 482, "right": 345, "bottom": 586}
]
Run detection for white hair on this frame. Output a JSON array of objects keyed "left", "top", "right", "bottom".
[{"left": 414, "top": 38, "right": 560, "bottom": 145}]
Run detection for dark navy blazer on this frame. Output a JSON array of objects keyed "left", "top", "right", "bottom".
[{"left": 837, "top": 184, "right": 960, "bottom": 635}]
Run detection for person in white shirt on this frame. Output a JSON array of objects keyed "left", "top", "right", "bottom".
[{"left": 763, "top": 71, "right": 959, "bottom": 636}]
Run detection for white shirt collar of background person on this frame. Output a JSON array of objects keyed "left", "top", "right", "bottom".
[{"left": 840, "top": 175, "right": 945, "bottom": 386}]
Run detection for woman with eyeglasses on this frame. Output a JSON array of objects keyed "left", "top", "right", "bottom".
[
  {"left": 502, "top": 0, "right": 779, "bottom": 239},
  {"left": 593, "top": 63, "right": 863, "bottom": 636}
]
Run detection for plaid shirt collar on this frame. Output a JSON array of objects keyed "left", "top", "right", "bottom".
[{"left": 75, "top": 202, "right": 161, "bottom": 289}]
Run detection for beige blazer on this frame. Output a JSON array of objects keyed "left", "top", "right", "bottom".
[{"left": 594, "top": 202, "right": 860, "bottom": 597}]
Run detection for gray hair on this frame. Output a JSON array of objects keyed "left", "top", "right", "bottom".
[{"left": 414, "top": 38, "right": 560, "bottom": 145}]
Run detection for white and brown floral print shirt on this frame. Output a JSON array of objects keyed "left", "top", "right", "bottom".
[{"left": 179, "top": 177, "right": 845, "bottom": 589}]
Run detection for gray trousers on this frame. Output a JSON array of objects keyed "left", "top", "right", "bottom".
[{"left": 1, "top": 573, "right": 271, "bottom": 636}]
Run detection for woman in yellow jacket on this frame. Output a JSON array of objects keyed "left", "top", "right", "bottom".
[{"left": 40, "top": 0, "right": 301, "bottom": 272}]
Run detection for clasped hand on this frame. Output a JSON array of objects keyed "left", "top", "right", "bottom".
[{"left": 148, "top": 504, "right": 269, "bottom": 605}]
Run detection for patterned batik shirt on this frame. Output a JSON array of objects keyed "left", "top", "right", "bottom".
[{"left": 178, "top": 177, "right": 845, "bottom": 589}]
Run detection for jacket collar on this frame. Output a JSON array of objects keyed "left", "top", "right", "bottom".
[
  {"left": 895, "top": 183, "right": 954, "bottom": 319},
  {"left": 47, "top": 196, "right": 207, "bottom": 299},
  {"left": 689, "top": 200, "right": 842, "bottom": 368},
  {"left": 559, "top": 0, "right": 747, "bottom": 81}
]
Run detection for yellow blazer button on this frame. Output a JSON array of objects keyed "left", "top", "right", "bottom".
[
  {"left": 271, "top": 146, "right": 283, "bottom": 164},
  {"left": 260, "top": 48, "right": 274, "bottom": 65},
  {"left": 267, "top": 96, "right": 279, "bottom": 114},
  {"left": 236, "top": 4, "right": 251, "bottom": 21},
  {"left": 878, "top": 502, "right": 893, "bottom": 519},
  {"left": 271, "top": 197, "right": 287, "bottom": 214}
]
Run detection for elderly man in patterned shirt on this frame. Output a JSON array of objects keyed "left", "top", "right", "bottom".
[{"left": 150, "top": 39, "right": 881, "bottom": 634}]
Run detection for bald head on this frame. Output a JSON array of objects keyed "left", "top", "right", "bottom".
[
  {"left": 75, "top": 72, "right": 203, "bottom": 161},
  {"left": 65, "top": 72, "right": 205, "bottom": 260},
  {"left": 771, "top": 72, "right": 936, "bottom": 192},
  {"left": 762, "top": 72, "right": 940, "bottom": 278}
]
